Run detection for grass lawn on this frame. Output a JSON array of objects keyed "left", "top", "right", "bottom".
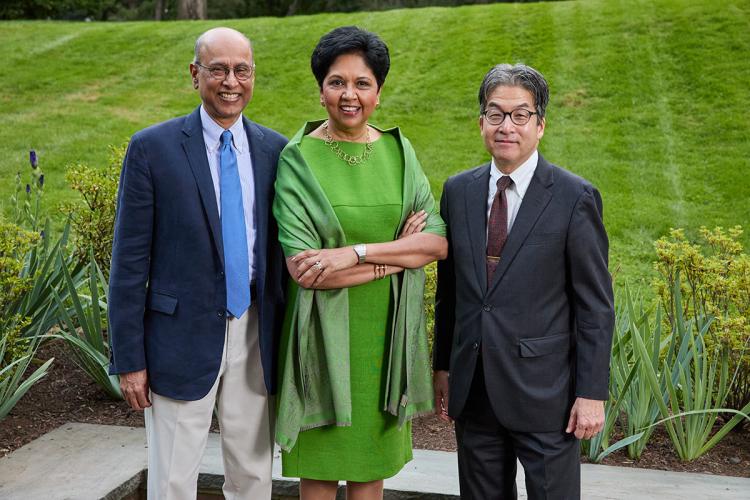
[{"left": 1, "top": 0, "right": 748, "bottom": 288}]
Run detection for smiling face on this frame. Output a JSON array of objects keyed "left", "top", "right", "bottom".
[
  {"left": 190, "top": 29, "right": 254, "bottom": 129},
  {"left": 480, "top": 85, "right": 545, "bottom": 173},
  {"left": 320, "top": 52, "right": 381, "bottom": 138}
]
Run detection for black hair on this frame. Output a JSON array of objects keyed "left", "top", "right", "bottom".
[{"left": 311, "top": 26, "right": 390, "bottom": 89}]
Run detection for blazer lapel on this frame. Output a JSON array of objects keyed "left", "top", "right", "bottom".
[
  {"left": 465, "top": 163, "right": 491, "bottom": 291},
  {"left": 487, "top": 155, "right": 554, "bottom": 294},
  {"left": 182, "top": 107, "right": 224, "bottom": 267},
  {"left": 245, "top": 118, "right": 270, "bottom": 288}
]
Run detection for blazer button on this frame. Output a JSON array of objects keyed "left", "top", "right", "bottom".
[
  {"left": 472, "top": 342, "right": 480, "bottom": 350},
  {"left": 483, "top": 304, "right": 492, "bottom": 312},
  {"left": 217, "top": 310, "right": 224, "bottom": 318}
]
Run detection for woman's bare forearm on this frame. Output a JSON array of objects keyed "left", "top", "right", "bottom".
[
  {"left": 312, "top": 264, "right": 404, "bottom": 289},
  {"left": 364, "top": 232, "right": 447, "bottom": 268}
]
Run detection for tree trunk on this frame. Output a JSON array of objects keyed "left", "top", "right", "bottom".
[
  {"left": 154, "top": 0, "right": 164, "bottom": 20},
  {"left": 177, "top": 0, "right": 206, "bottom": 19}
]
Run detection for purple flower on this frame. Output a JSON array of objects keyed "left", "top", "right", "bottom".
[
  {"left": 40, "top": 230, "right": 45, "bottom": 239},
  {"left": 26, "top": 184, "right": 31, "bottom": 194},
  {"left": 38, "top": 174, "right": 44, "bottom": 187},
  {"left": 29, "top": 150, "right": 38, "bottom": 169}
]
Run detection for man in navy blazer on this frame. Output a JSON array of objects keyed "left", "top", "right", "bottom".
[
  {"left": 108, "top": 27, "right": 287, "bottom": 499},
  {"left": 433, "top": 64, "right": 614, "bottom": 498}
]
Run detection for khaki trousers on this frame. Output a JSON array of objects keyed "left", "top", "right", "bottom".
[{"left": 144, "top": 306, "right": 273, "bottom": 499}]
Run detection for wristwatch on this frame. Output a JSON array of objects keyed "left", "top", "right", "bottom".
[{"left": 353, "top": 244, "right": 367, "bottom": 265}]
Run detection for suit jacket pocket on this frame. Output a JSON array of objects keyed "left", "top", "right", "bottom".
[
  {"left": 524, "top": 232, "right": 564, "bottom": 246},
  {"left": 146, "top": 290, "right": 178, "bottom": 315},
  {"left": 519, "top": 332, "right": 570, "bottom": 358}
]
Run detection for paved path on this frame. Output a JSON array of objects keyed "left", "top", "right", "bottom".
[{"left": 0, "top": 423, "right": 748, "bottom": 499}]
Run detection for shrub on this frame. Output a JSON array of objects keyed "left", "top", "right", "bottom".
[
  {"left": 0, "top": 220, "right": 38, "bottom": 354},
  {"left": 423, "top": 260, "right": 437, "bottom": 351},
  {"left": 0, "top": 219, "right": 53, "bottom": 420},
  {"left": 654, "top": 226, "right": 750, "bottom": 413},
  {"left": 60, "top": 145, "right": 124, "bottom": 277}
]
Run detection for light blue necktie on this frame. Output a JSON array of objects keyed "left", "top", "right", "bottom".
[{"left": 220, "top": 130, "right": 250, "bottom": 318}]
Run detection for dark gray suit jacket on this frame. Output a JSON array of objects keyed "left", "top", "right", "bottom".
[{"left": 433, "top": 154, "right": 614, "bottom": 432}]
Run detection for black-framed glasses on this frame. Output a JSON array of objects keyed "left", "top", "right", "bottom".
[
  {"left": 195, "top": 62, "right": 255, "bottom": 81},
  {"left": 483, "top": 108, "right": 538, "bottom": 126}
]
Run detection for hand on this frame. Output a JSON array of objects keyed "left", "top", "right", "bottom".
[
  {"left": 290, "top": 247, "right": 358, "bottom": 288},
  {"left": 120, "top": 369, "right": 151, "bottom": 411},
  {"left": 398, "top": 210, "right": 428, "bottom": 239},
  {"left": 433, "top": 370, "right": 452, "bottom": 423},
  {"left": 565, "top": 397, "right": 605, "bottom": 440}
]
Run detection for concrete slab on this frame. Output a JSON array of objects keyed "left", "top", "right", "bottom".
[
  {"left": 579, "top": 463, "right": 750, "bottom": 500},
  {"left": 1, "top": 423, "right": 748, "bottom": 499},
  {"left": 0, "top": 422, "right": 147, "bottom": 500}
]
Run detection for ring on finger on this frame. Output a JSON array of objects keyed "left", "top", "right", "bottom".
[{"left": 313, "top": 261, "right": 324, "bottom": 271}]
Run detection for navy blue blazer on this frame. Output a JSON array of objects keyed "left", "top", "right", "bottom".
[
  {"left": 108, "top": 107, "right": 288, "bottom": 400},
  {"left": 433, "top": 155, "right": 615, "bottom": 432}
]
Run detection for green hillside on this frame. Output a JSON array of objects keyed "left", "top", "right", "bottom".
[{"left": 1, "top": 0, "right": 748, "bottom": 285}]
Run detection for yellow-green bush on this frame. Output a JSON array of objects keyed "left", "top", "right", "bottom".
[
  {"left": 0, "top": 219, "right": 38, "bottom": 379},
  {"left": 60, "top": 145, "right": 124, "bottom": 277},
  {"left": 654, "top": 226, "right": 750, "bottom": 412}
]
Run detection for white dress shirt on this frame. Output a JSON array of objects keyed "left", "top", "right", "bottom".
[
  {"left": 486, "top": 150, "right": 538, "bottom": 234},
  {"left": 200, "top": 105, "right": 256, "bottom": 281}
]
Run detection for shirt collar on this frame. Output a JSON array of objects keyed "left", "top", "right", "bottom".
[
  {"left": 490, "top": 150, "right": 538, "bottom": 199},
  {"left": 200, "top": 105, "right": 247, "bottom": 154}
]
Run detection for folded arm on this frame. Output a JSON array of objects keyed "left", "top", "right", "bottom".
[{"left": 288, "top": 210, "right": 447, "bottom": 289}]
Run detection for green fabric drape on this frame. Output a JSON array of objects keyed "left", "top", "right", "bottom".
[{"left": 272, "top": 120, "right": 445, "bottom": 452}]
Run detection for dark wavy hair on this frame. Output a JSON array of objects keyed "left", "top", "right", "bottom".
[{"left": 311, "top": 26, "right": 390, "bottom": 89}]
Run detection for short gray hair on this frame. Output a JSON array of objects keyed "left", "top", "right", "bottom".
[{"left": 478, "top": 64, "right": 549, "bottom": 119}]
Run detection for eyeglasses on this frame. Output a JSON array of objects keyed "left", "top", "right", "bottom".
[
  {"left": 194, "top": 62, "right": 255, "bottom": 81},
  {"left": 483, "top": 108, "right": 538, "bottom": 126}
]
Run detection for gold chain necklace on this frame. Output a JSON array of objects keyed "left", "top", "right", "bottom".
[{"left": 323, "top": 121, "right": 374, "bottom": 166}]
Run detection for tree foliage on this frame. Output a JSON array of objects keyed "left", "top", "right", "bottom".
[{"left": 2, "top": 0, "right": 534, "bottom": 20}]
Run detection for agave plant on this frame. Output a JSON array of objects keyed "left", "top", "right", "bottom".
[
  {"left": 54, "top": 250, "right": 121, "bottom": 399},
  {"left": 0, "top": 311, "right": 54, "bottom": 420},
  {"left": 635, "top": 277, "right": 750, "bottom": 461},
  {"left": 13, "top": 222, "right": 87, "bottom": 339}
]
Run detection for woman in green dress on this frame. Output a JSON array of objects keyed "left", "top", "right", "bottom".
[{"left": 272, "top": 26, "right": 447, "bottom": 500}]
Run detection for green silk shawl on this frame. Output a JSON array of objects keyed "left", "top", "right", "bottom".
[{"left": 272, "top": 120, "right": 446, "bottom": 452}]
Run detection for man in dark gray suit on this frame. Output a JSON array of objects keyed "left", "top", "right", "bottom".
[{"left": 433, "top": 64, "right": 614, "bottom": 499}]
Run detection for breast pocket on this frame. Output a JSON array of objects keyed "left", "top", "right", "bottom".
[{"left": 523, "top": 232, "right": 565, "bottom": 247}]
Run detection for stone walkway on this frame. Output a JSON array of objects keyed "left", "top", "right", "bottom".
[{"left": 0, "top": 423, "right": 748, "bottom": 499}]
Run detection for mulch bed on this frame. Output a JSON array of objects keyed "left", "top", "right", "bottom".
[{"left": 1, "top": 339, "right": 748, "bottom": 478}]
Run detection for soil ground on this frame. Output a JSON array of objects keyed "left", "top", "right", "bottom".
[{"left": 1, "top": 340, "right": 748, "bottom": 478}]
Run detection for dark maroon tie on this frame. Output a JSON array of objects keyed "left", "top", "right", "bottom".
[{"left": 486, "top": 175, "right": 513, "bottom": 286}]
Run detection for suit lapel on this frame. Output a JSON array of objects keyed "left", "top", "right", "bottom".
[
  {"left": 182, "top": 107, "right": 224, "bottom": 267},
  {"left": 245, "top": 118, "right": 270, "bottom": 288},
  {"left": 487, "top": 155, "right": 554, "bottom": 294},
  {"left": 465, "top": 163, "right": 491, "bottom": 291}
]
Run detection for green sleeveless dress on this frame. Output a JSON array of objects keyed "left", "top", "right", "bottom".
[{"left": 280, "top": 133, "right": 412, "bottom": 481}]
